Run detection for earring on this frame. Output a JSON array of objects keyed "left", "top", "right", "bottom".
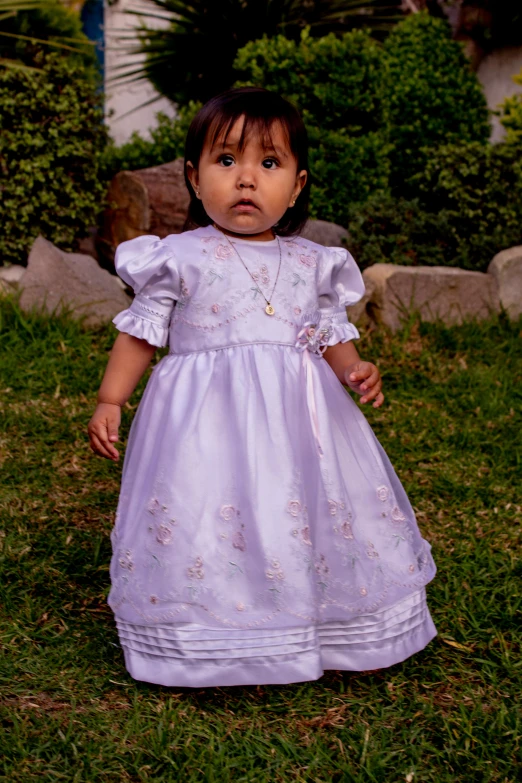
[{"left": 195, "top": 189, "right": 200, "bottom": 198}]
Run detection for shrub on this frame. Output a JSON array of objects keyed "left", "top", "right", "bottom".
[
  {"left": 234, "top": 29, "right": 390, "bottom": 223},
  {"left": 382, "top": 12, "right": 490, "bottom": 191},
  {"left": 0, "top": 54, "right": 108, "bottom": 266},
  {"left": 498, "top": 69, "right": 522, "bottom": 146},
  {"left": 347, "top": 142, "right": 522, "bottom": 272},
  {"left": 101, "top": 103, "right": 201, "bottom": 181}
]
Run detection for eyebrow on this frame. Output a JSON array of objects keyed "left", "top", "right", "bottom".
[{"left": 217, "top": 140, "right": 289, "bottom": 159}]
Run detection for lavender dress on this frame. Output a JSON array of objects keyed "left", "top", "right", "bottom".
[{"left": 109, "top": 224, "right": 437, "bottom": 687}]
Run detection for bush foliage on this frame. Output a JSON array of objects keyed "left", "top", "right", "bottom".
[
  {"left": 498, "top": 68, "right": 522, "bottom": 147},
  {"left": 0, "top": 54, "right": 107, "bottom": 266},
  {"left": 348, "top": 142, "right": 522, "bottom": 272},
  {"left": 382, "top": 13, "right": 490, "bottom": 190},
  {"left": 234, "top": 29, "right": 390, "bottom": 223}
]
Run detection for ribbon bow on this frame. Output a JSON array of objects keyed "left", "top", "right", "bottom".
[{"left": 295, "top": 319, "right": 332, "bottom": 458}]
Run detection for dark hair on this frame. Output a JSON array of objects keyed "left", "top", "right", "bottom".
[{"left": 184, "top": 87, "right": 310, "bottom": 236}]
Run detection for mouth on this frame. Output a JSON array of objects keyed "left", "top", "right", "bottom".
[{"left": 232, "top": 199, "right": 259, "bottom": 212}]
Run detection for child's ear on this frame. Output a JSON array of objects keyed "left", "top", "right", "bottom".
[
  {"left": 291, "top": 169, "right": 308, "bottom": 206},
  {"left": 186, "top": 161, "right": 200, "bottom": 197}
]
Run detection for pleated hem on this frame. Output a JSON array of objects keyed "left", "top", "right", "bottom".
[{"left": 117, "top": 589, "right": 437, "bottom": 687}]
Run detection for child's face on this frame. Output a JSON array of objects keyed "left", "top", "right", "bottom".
[{"left": 187, "top": 116, "right": 307, "bottom": 241}]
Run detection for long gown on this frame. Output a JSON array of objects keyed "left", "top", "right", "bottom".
[{"left": 108, "top": 224, "right": 437, "bottom": 687}]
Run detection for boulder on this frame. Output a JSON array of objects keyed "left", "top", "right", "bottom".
[
  {"left": 97, "top": 158, "right": 190, "bottom": 269},
  {"left": 361, "top": 264, "right": 500, "bottom": 332},
  {"left": 0, "top": 264, "right": 26, "bottom": 293},
  {"left": 487, "top": 246, "right": 522, "bottom": 320},
  {"left": 19, "top": 236, "right": 131, "bottom": 328},
  {"left": 300, "top": 219, "right": 349, "bottom": 247}
]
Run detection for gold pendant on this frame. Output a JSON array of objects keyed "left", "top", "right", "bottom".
[{"left": 265, "top": 304, "right": 275, "bottom": 316}]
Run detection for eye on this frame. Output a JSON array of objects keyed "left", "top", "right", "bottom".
[
  {"left": 218, "top": 154, "right": 235, "bottom": 167},
  {"left": 262, "top": 158, "right": 279, "bottom": 170}
]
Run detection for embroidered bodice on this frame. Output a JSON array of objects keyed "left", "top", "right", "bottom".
[{"left": 113, "top": 225, "right": 364, "bottom": 354}]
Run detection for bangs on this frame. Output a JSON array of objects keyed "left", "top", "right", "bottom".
[{"left": 207, "top": 113, "right": 292, "bottom": 157}]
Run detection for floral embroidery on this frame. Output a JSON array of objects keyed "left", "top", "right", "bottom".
[
  {"left": 220, "top": 504, "right": 237, "bottom": 522},
  {"left": 149, "top": 595, "right": 158, "bottom": 604},
  {"left": 252, "top": 264, "right": 270, "bottom": 285},
  {"left": 215, "top": 244, "right": 234, "bottom": 260},
  {"left": 232, "top": 531, "right": 246, "bottom": 552},
  {"left": 180, "top": 277, "right": 189, "bottom": 297},
  {"left": 236, "top": 602, "right": 245, "bottom": 611},
  {"left": 211, "top": 303, "right": 221, "bottom": 314},
  {"left": 287, "top": 500, "right": 302, "bottom": 517},
  {"left": 266, "top": 559, "right": 285, "bottom": 581},
  {"left": 207, "top": 270, "right": 223, "bottom": 286},
  {"left": 367, "top": 542, "right": 380, "bottom": 559},
  {"left": 299, "top": 254, "right": 317, "bottom": 268},
  {"left": 339, "top": 519, "right": 354, "bottom": 540},
  {"left": 187, "top": 556, "right": 204, "bottom": 579},
  {"left": 294, "top": 306, "right": 302, "bottom": 315},
  {"left": 391, "top": 506, "right": 407, "bottom": 523},
  {"left": 328, "top": 500, "right": 338, "bottom": 516},
  {"left": 156, "top": 524, "right": 174, "bottom": 545},
  {"left": 359, "top": 587, "right": 368, "bottom": 596},
  {"left": 292, "top": 273, "right": 306, "bottom": 287},
  {"left": 301, "top": 525, "right": 312, "bottom": 546},
  {"left": 377, "top": 485, "right": 390, "bottom": 502},
  {"left": 118, "top": 550, "right": 134, "bottom": 571}
]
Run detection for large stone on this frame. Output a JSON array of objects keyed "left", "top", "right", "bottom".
[
  {"left": 300, "top": 219, "right": 349, "bottom": 247},
  {"left": 19, "top": 236, "right": 131, "bottom": 327},
  {"left": 0, "top": 264, "right": 26, "bottom": 294},
  {"left": 487, "top": 246, "right": 522, "bottom": 320},
  {"left": 361, "top": 264, "right": 500, "bottom": 332},
  {"left": 97, "top": 158, "right": 190, "bottom": 269}
]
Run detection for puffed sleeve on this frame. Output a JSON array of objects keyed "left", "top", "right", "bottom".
[
  {"left": 112, "top": 235, "right": 181, "bottom": 348},
  {"left": 317, "top": 246, "right": 365, "bottom": 346}
]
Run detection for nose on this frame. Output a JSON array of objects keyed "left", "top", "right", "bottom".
[{"left": 237, "top": 163, "right": 256, "bottom": 190}]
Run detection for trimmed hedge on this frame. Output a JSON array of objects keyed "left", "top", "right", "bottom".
[
  {"left": 347, "top": 142, "right": 522, "bottom": 273},
  {"left": 382, "top": 12, "right": 490, "bottom": 191},
  {"left": 0, "top": 55, "right": 107, "bottom": 266}
]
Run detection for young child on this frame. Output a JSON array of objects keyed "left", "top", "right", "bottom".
[{"left": 88, "top": 87, "right": 437, "bottom": 687}]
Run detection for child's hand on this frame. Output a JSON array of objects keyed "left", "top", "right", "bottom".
[
  {"left": 344, "top": 362, "right": 384, "bottom": 408},
  {"left": 88, "top": 403, "right": 121, "bottom": 461}
]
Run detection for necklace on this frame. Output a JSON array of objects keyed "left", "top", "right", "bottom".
[{"left": 219, "top": 230, "right": 282, "bottom": 316}]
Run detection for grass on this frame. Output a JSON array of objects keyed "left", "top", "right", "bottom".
[{"left": 0, "top": 294, "right": 521, "bottom": 782}]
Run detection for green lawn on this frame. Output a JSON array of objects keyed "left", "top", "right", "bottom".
[{"left": 0, "top": 295, "right": 520, "bottom": 782}]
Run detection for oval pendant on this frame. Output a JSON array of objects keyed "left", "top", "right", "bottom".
[{"left": 265, "top": 304, "right": 275, "bottom": 316}]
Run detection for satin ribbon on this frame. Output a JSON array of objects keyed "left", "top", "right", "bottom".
[{"left": 295, "top": 321, "right": 332, "bottom": 458}]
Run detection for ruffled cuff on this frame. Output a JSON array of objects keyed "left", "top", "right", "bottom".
[
  {"left": 112, "top": 294, "right": 172, "bottom": 348},
  {"left": 319, "top": 306, "right": 360, "bottom": 345}
]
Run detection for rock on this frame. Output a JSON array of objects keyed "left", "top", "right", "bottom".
[
  {"left": 361, "top": 264, "right": 500, "bottom": 332},
  {"left": 300, "top": 219, "right": 349, "bottom": 247},
  {"left": 0, "top": 264, "right": 26, "bottom": 284},
  {"left": 487, "top": 246, "right": 522, "bottom": 320},
  {"left": 97, "top": 158, "right": 190, "bottom": 269},
  {"left": 0, "top": 264, "right": 26, "bottom": 294},
  {"left": 19, "top": 236, "right": 131, "bottom": 328}
]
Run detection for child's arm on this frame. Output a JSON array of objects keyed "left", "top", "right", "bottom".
[
  {"left": 88, "top": 333, "right": 157, "bottom": 461},
  {"left": 323, "top": 342, "right": 384, "bottom": 408}
]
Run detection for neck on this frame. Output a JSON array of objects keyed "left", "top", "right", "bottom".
[{"left": 212, "top": 223, "right": 276, "bottom": 242}]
